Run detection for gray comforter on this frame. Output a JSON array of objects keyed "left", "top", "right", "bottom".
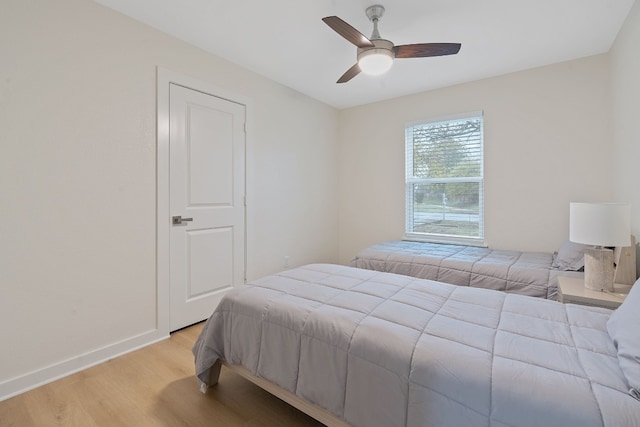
[
  {"left": 351, "top": 240, "right": 579, "bottom": 300},
  {"left": 193, "top": 264, "right": 639, "bottom": 427}
]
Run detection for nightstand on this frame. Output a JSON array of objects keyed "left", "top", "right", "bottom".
[{"left": 557, "top": 275, "right": 630, "bottom": 309}]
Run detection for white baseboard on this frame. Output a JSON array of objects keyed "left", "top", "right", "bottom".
[{"left": 0, "top": 328, "right": 169, "bottom": 402}]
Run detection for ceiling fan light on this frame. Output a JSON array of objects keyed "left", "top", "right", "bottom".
[{"left": 358, "top": 49, "right": 393, "bottom": 75}]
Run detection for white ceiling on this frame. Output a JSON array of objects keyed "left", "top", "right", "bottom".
[{"left": 94, "top": 0, "right": 635, "bottom": 109}]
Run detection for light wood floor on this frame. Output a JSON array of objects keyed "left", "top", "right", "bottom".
[{"left": 0, "top": 322, "right": 324, "bottom": 427}]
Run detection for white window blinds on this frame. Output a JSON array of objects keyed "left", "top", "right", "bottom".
[{"left": 405, "top": 113, "right": 484, "bottom": 243}]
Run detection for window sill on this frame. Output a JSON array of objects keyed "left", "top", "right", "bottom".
[{"left": 403, "top": 234, "right": 487, "bottom": 248}]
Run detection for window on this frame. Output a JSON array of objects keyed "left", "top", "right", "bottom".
[{"left": 405, "top": 113, "right": 484, "bottom": 243}]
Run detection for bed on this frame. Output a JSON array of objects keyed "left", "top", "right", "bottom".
[
  {"left": 350, "top": 239, "right": 637, "bottom": 300},
  {"left": 193, "top": 263, "right": 640, "bottom": 427}
]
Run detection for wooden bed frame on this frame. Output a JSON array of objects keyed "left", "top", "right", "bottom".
[{"left": 204, "top": 360, "right": 350, "bottom": 427}]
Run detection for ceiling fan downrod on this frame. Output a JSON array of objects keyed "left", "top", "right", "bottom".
[{"left": 366, "top": 4, "right": 385, "bottom": 40}]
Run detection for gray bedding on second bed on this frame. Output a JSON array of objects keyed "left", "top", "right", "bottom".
[{"left": 351, "top": 240, "right": 583, "bottom": 300}]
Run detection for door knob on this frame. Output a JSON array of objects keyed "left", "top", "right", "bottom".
[{"left": 172, "top": 215, "right": 194, "bottom": 225}]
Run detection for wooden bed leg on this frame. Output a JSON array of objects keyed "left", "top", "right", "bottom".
[
  {"left": 198, "top": 360, "right": 223, "bottom": 394},
  {"left": 208, "top": 360, "right": 222, "bottom": 386},
  {"left": 199, "top": 360, "right": 222, "bottom": 394}
]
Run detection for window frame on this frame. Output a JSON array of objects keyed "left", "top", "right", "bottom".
[{"left": 404, "top": 111, "right": 485, "bottom": 246}]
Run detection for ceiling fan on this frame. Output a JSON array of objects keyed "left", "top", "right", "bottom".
[{"left": 322, "top": 5, "right": 461, "bottom": 83}]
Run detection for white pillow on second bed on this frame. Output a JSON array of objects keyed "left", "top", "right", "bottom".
[{"left": 552, "top": 239, "right": 588, "bottom": 271}]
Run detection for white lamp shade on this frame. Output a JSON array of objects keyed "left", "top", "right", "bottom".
[
  {"left": 358, "top": 49, "right": 393, "bottom": 75},
  {"left": 570, "top": 202, "right": 631, "bottom": 247}
]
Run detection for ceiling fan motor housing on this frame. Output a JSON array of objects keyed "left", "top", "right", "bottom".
[{"left": 357, "top": 39, "right": 394, "bottom": 58}]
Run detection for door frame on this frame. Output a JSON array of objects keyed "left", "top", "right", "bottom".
[{"left": 157, "top": 67, "right": 249, "bottom": 335}]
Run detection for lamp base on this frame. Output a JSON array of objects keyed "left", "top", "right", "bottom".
[{"left": 583, "top": 247, "right": 614, "bottom": 292}]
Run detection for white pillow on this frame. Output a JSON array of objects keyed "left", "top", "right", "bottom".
[
  {"left": 607, "top": 278, "right": 640, "bottom": 400},
  {"left": 552, "top": 240, "right": 588, "bottom": 271}
]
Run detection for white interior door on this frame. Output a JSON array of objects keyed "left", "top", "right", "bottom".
[{"left": 169, "top": 83, "right": 245, "bottom": 331}]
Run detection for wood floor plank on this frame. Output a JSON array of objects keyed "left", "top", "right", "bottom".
[
  {"left": 0, "top": 322, "right": 323, "bottom": 427},
  {"left": 0, "top": 394, "right": 36, "bottom": 427}
]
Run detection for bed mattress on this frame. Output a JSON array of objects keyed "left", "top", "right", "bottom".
[
  {"left": 351, "top": 240, "right": 579, "bottom": 300},
  {"left": 193, "top": 264, "right": 638, "bottom": 427}
]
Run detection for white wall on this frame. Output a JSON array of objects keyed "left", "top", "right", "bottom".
[
  {"left": 0, "top": 0, "right": 338, "bottom": 399},
  {"left": 338, "top": 55, "right": 612, "bottom": 264},
  {"left": 611, "top": 0, "right": 640, "bottom": 265}
]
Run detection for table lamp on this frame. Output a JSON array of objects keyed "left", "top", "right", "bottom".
[{"left": 569, "top": 202, "right": 631, "bottom": 292}]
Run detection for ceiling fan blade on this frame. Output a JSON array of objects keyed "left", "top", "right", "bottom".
[
  {"left": 394, "top": 43, "right": 461, "bottom": 59},
  {"left": 337, "top": 63, "right": 361, "bottom": 83},
  {"left": 322, "top": 16, "right": 374, "bottom": 48}
]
